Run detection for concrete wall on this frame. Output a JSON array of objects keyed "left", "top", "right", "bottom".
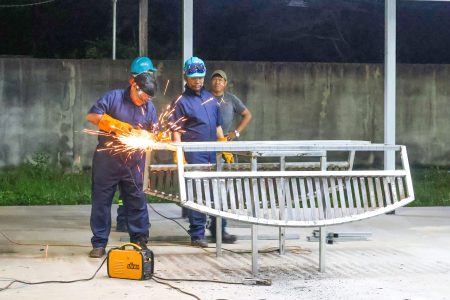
[{"left": 0, "top": 58, "right": 448, "bottom": 168}]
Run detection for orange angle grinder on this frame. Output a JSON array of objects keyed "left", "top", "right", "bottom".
[{"left": 107, "top": 243, "right": 154, "bottom": 280}]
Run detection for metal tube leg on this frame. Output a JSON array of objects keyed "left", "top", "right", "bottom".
[
  {"left": 252, "top": 224, "right": 258, "bottom": 275},
  {"left": 279, "top": 227, "right": 285, "bottom": 255},
  {"left": 319, "top": 226, "right": 326, "bottom": 272},
  {"left": 216, "top": 216, "right": 222, "bottom": 257}
]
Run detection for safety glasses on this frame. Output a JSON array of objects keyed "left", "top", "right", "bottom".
[
  {"left": 135, "top": 85, "right": 151, "bottom": 101},
  {"left": 185, "top": 63, "right": 206, "bottom": 76}
]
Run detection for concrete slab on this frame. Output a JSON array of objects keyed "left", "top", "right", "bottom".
[{"left": 0, "top": 204, "right": 450, "bottom": 299}]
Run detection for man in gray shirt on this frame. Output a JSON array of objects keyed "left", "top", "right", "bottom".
[
  {"left": 207, "top": 70, "right": 252, "bottom": 243},
  {"left": 210, "top": 70, "right": 252, "bottom": 141}
]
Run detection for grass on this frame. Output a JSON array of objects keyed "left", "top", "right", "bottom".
[
  {"left": 0, "top": 158, "right": 448, "bottom": 206},
  {"left": 0, "top": 153, "right": 165, "bottom": 206},
  {"left": 409, "top": 167, "right": 450, "bottom": 207}
]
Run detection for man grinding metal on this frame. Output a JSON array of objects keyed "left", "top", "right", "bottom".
[{"left": 85, "top": 57, "right": 158, "bottom": 258}]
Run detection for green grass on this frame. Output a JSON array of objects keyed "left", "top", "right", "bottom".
[
  {"left": 409, "top": 167, "right": 450, "bottom": 207},
  {"left": 0, "top": 160, "right": 448, "bottom": 206}
]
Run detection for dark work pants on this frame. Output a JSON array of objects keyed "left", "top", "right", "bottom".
[{"left": 90, "top": 151, "right": 149, "bottom": 248}]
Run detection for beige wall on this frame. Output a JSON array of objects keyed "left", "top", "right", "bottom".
[{"left": 0, "top": 58, "right": 448, "bottom": 168}]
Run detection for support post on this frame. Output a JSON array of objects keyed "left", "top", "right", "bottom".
[
  {"left": 251, "top": 153, "right": 258, "bottom": 275},
  {"left": 279, "top": 156, "right": 286, "bottom": 255},
  {"left": 139, "top": 0, "right": 148, "bottom": 56},
  {"left": 319, "top": 226, "right": 326, "bottom": 272},
  {"left": 112, "top": 0, "right": 117, "bottom": 60},
  {"left": 385, "top": 0, "right": 396, "bottom": 215},
  {"left": 216, "top": 153, "right": 223, "bottom": 257}
]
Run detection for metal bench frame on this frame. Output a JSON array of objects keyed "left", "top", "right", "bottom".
[{"left": 143, "top": 140, "right": 414, "bottom": 274}]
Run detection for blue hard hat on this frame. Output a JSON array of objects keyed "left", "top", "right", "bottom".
[
  {"left": 183, "top": 56, "right": 206, "bottom": 77},
  {"left": 131, "top": 56, "right": 157, "bottom": 74}
]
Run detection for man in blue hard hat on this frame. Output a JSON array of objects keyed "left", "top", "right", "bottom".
[
  {"left": 115, "top": 56, "right": 158, "bottom": 233},
  {"left": 86, "top": 56, "right": 158, "bottom": 258},
  {"left": 169, "top": 56, "right": 236, "bottom": 247}
]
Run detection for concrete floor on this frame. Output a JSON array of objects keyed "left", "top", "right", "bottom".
[{"left": 0, "top": 204, "right": 449, "bottom": 300}]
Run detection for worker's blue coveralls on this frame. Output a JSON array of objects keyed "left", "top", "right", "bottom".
[
  {"left": 88, "top": 88, "right": 157, "bottom": 248},
  {"left": 170, "top": 86, "right": 223, "bottom": 241}
]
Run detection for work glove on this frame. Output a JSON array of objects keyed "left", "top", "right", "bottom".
[
  {"left": 173, "top": 152, "right": 188, "bottom": 165},
  {"left": 217, "top": 137, "right": 234, "bottom": 163},
  {"left": 98, "top": 114, "right": 133, "bottom": 136},
  {"left": 155, "top": 132, "right": 172, "bottom": 143}
]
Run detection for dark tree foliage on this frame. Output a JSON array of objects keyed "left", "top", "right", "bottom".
[{"left": 0, "top": 0, "right": 450, "bottom": 63}]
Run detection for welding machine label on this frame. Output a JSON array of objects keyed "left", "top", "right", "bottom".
[{"left": 127, "top": 262, "right": 140, "bottom": 270}]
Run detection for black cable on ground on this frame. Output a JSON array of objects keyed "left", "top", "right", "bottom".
[
  {"left": 0, "top": 257, "right": 107, "bottom": 292},
  {"left": 151, "top": 277, "right": 202, "bottom": 300},
  {"left": 148, "top": 203, "right": 191, "bottom": 237}
]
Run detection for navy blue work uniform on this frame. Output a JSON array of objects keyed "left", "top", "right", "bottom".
[
  {"left": 170, "top": 85, "right": 223, "bottom": 240},
  {"left": 88, "top": 87, "right": 157, "bottom": 248}
]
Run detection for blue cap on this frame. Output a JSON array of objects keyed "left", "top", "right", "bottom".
[
  {"left": 131, "top": 56, "right": 157, "bottom": 74},
  {"left": 183, "top": 56, "right": 206, "bottom": 77}
]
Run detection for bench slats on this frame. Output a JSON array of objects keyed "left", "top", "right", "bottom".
[
  {"left": 276, "top": 178, "right": 286, "bottom": 221},
  {"left": 244, "top": 178, "right": 253, "bottom": 216},
  {"left": 315, "top": 178, "right": 325, "bottom": 220},
  {"left": 353, "top": 177, "right": 363, "bottom": 214},
  {"left": 321, "top": 178, "right": 333, "bottom": 219},
  {"left": 204, "top": 179, "right": 212, "bottom": 208},
  {"left": 195, "top": 179, "right": 203, "bottom": 205},
  {"left": 236, "top": 179, "right": 245, "bottom": 215},
  {"left": 285, "top": 179, "right": 294, "bottom": 220},
  {"left": 260, "top": 178, "right": 270, "bottom": 219},
  {"left": 299, "top": 178, "right": 309, "bottom": 221},
  {"left": 382, "top": 177, "right": 392, "bottom": 206},
  {"left": 375, "top": 178, "right": 384, "bottom": 208},
  {"left": 329, "top": 178, "right": 341, "bottom": 218},
  {"left": 227, "top": 179, "right": 237, "bottom": 212},
  {"left": 291, "top": 178, "right": 302, "bottom": 220},
  {"left": 306, "top": 178, "right": 316, "bottom": 220},
  {"left": 268, "top": 178, "right": 278, "bottom": 220},
  {"left": 252, "top": 178, "right": 261, "bottom": 218},
  {"left": 360, "top": 177, "right": 369, "bottom": 212}
]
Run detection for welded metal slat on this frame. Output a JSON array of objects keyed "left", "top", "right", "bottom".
[
  {"left": 390, "top": 177, "right": 398, "bottom": 203},
  {"left": 244, "top": 178, "right": 253, "bottom": 217},
  {"left": 268, "top": 178, "right": 278, "bottom": 220},
  {"left": 352, "top": 177, "right": 363, "bottom": 214},
  {"left": 260, "top": 178, "right": 270, "bottom": 219},
  {"left": 375, "top": 178, "right": 384, "bottom": 208},
  {"left": 203, "top": 179, "right": 212, "bottom": 209},
  {"left": 276, "top": 178, "right": 286, "bottom": 221},
  {"left": 306, "top": 178, "right": 317, "bottom": 220},
  {"left": 359, "top": 177, "right": 369, "bottom": 212},
  {"left": 164, "top": 170, "right": 172, "bottom": 194},
  {"left": 236, "top": 178, "right": 245, "bottom": 214},
  {"left": 195, "top": 179, "right": 203, "bottom": 205},
  {"left": 283, "top": 179, "right": 293, "bottom": 220},
  {"left": 337, "top": 178, "right": 348, "bottom": 216},
  {"left": 367, "top": 177, "right": 376, "bottom": 208},
  {"left": 299, "top": 178, "right": 309, "bottom": 221},
  {"left": 187, "top": 179, "right": 194, "bottom": 202},
  {"left": 212, "top": 179, "right": 221, "bottom": 210},
  {"left": 220, "top": 179, "right": 228, "bottom": 212},
  {"left": 291, "top": 178, "right": 301, "bottom": 220},
  {"left": 398, "top": 177, "right": 405, "bottom": 200},
  {"left": 321, "top": 178, "right": 333, "bottom": 219},
  {"left": 314, "top": 178, "right": 325, "bottom": 220},
  {"left": 345, "top": 178, "right": 355, "bottom": 215},
  {"left": 252, "top": 178, "right": 261, "bottom": 218},
  {"left": 227, "top": 179, "right": 237, "bottom": 213},
  {"left": 329, "top": 177, "right": 341, "bottom": 218},
  {"left": 383, "top": 177, "right": 392, "bottom": 205}
]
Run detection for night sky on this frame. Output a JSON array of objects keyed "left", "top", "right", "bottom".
[{"left": 1, "top": 0, "right": 450, "bottom": 63}]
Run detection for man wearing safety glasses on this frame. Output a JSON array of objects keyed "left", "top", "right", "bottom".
[
  {"left": 85, "top": 56, "right": 158, "bottom": 258},
  {"left": 169, "top": 57, "right": 236, "bottom": 247}
]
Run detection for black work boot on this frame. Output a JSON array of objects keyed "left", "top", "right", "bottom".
[
  {"left": 191, "top": 239, "right": 208, "bottom": 248},
  {"left": 89, "top": 247, "right": 106, "bottom": 258},
  {"left": 210, "top": 232, "right": 237, "bottom": 244},
  {"left": 131, "top": 237, "right": 148, "bottom": 250}
]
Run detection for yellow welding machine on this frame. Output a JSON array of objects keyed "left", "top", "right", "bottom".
[{"left": 107, "top": 243, "right": 154, "bottom": 280}]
